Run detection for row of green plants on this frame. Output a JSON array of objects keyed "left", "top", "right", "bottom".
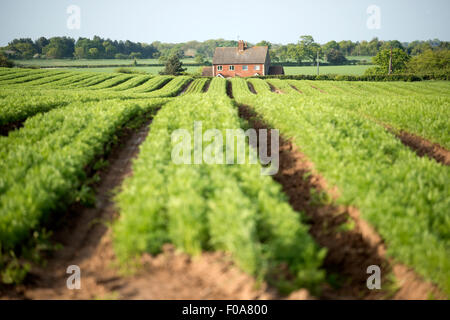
[
  {"left": 130, "top": 75, "right": 173, "bottom": 93},
  {"left": 87, "top": 74, "right": 135, "bottom": 90},
  {"left": 260, "top": 71, "right": 449, "bottom": 81},
  {"left": 183, "top": 78, "right": 209, "bottom": 94},
  {"left": 113, "top": 84, "right": 326, "bottom": 293},
  {"left": 0, "top": 69, "right": 57, "bottom": 85},
  {"left": 142, "top": 76, "right": 192, "bottom": 97},
  {"left": 272, "top": 80, "right": 450, "bottom": 149},
  {"left": 0, "top": 98, "right": 168, "bottom": 249},
  {"left": 111, "top": 75, "right": 153, "bottom": 91},
  {"left": 0, "top": 87, "right": 138, "bottom": 127},
  {"left": 39, "top": 72, "right": 99, "bottom": 88},
  {"left": 19, "top": 71, "right": 78, "bottom": 86},
  {"left": 231, "top": 78, "right": 450, "bottom": 295}
]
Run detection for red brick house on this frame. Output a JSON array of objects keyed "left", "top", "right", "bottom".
[{"left": 208, "top": 40, "right": 283, "bottom": 78}]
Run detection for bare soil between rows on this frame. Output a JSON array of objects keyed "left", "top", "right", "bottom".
[
  {"left": 236, "top": 103, "right": 446, "bottom": 300},
  {"left": 394, "top": 130, "right": 450, "bottom": 166},
  {"left": 0, "top": 121, "right": 24, "bottom": 136}
]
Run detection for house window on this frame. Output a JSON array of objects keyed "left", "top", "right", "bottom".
[
  {"left": 254, "top": 65, "right": 261, "bottom": 71},
  {"left": 229, "top": 65, "right": 235, "bottom": 71},
  {"left": 217, "top": 65, "right": 223, "bottom": 71},
  {"left": 243, "top": 65, "right": 248, "bottom": 71}
]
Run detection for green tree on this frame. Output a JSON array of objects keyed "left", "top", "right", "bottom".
[
  {"left": 366, "top": 48, "right": 410, "bottom": 74},
  {"left": 299, "top": 35, "right": 322, "bottom": 64},
  {"left": 159, "top": 54, "right": 186, "bottom": 75},
  {"left": 42, "top": 37, "right": 75, "bottom": 58},
  {"left": 407, "top": 49, "right": 450, "bottom": 73},
  {"left": 88, "top": 48, "right": 100, "bottom": 58},
  {"left": 326, "top": 49, "right": 347, "bottom": 65},
  {"left": 256, "top": 40, "right": 272, "bottom": 49},
  {"left": 34, "top": 37, "right": 49, "bottom": 54},
  {"left": 287, "top": 43, "right": 303, "bottom": 64},
  {"left": 194, "top": 53, "right": 205, "bottom": 64},
  {"left": 322, "top": 41, "right": 340, "bottom": 56},
  {"left": 0, "top": 53, "right": 14, "bottom": 67},
  {"left": 129, "top": 52, "right": 142, "bottom": 59}
]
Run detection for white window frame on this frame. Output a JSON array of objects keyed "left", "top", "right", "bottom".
[
  {"left": 254, "top": 65, "right": 261, "bottom": 71},
  {"left": 229, "top": 65, "right": 235, "bottom": 71},
  {"left": 217, "top": 65, "right": 223, "bottom": 71},
  {"left": 242, "top": 65, "right": 248, "bottom": 71}
]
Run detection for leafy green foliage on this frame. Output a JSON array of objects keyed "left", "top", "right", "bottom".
[
  {"left": 370, "top": 48, "right": 410, "bottom": 74},
  {"left": 113, "top": 93, "right": 325, "bottom": 293},
  {"left": 0, "top": 53, "right": 14, "bottom": 68},
  {"left": 231, "top": 78, "right": 450, "bottom": 295},
  {"left": 183, "top": 78, "right": 208, "bottom": 94},
  {"left": 407, "top": 49, "right": 450, "bottom": 74},
  {"left": 0, "top": 98, "right": 167, "bottom": 250},
  {"left": 159, "top": 55, "right": 186, "bottom": 75}
]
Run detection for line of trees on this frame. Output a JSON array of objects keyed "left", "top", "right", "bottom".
[
  {"left": 365, "top": 48, "right": 450, "bottom": 75},
  {"left": 1, "top": 36, "right": 158, "bottom": 60},
  {"left": 1, "top": 35, "right": 449, "bottom": 66}
]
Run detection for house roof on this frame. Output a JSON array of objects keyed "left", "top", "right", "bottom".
[{"left": 212, "top": 46, "right": 268, "bottom": 65}]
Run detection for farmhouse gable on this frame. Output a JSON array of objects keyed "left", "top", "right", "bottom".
[{"left": 210, "top": 40, "right": 281, "bottom": 78}]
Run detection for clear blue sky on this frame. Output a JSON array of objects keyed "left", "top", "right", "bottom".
[{"left": 0, "top": 0, "right": 449, "bottom": 46}]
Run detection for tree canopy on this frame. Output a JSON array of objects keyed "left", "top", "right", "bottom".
[
  {"left": 1, "top": 35, "right": 448, "bottom": 69},
  {"left": 159, "top": 55, "right": 186, "bottom": 75}
]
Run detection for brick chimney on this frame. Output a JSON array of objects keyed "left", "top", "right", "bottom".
[{"left": 238, "top": 40, "right": 247, "bottom": 52}]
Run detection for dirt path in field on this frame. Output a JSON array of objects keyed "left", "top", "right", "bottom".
[
  {"left": 311, "top": 85, "right": 327, "bottom": 94},
  {"left": 0, "top": 121, "right": 24, "bottom": 136},
  {"left": 0, "top": 116, "right": 310, "bottom": 300},
  {"left": 394, "top": 130, "right": 450, "bottom": 166},
  {"left": 236, "top": 103, "right": 446, "bottom": 300},
  {"left": 247, "top": 81, "right": 257, "bottom": 94},
  {"left": 267, "top": 82, "right": 283, "bottom": 94},
  {"left": 364, "top": 116, "right": 450, "bottom": 166},
  {"left": 202, "top": 79, "right": 211, "bottom": 93},
  {"left": 289, "top": 84, "right": 303, "bottom": 93}
]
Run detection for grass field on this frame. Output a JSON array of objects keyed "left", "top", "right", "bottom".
[
  {"left": 65, "top": 65, "right": 370, "bottom": 76},
  {"left": 284, "top": 65, "right": 372, "bottom": 75},
  {"left": 13, "top": 58, "right": 373, "bottom": 76},
  {"left": 0, "top": 67, "right": 448, "bottom": 299}
]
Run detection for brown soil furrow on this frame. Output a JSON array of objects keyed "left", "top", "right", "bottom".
[
  {"left": 267, "top": 82, "right": 283, "bottom": 94},
  {"left": 202, "top": 78, "right": 211, "bottom": 93},
  {"left": 247, "top": 81, "right": 257, "bottom": 94},
  {"left": 362, "top": 115, "right": 449, "bottom": 166},
  {"left": 0, "top": 121, "right": 24, "bottom": 136},
  {"left": 290, "top": 84, "right": 303, "bottom": 93},
  {"left": 311, "top": 85, "right": 327, "bottom": 93},
  {"left": 226, "top": 80, "right": 233, "bottom": 99},
  {"left": 394, "top": 130, "right": 450, "bottom": 166},
  {"left": 236, "top": 103, "right": 445, "bottom": 300}
]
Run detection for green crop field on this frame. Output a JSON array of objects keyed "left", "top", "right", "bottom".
[
  {"left": 284, "top": 65, "right": 372, "bottom": 75},
  {"left": 12, "top": 58, "right": 373, "bottom": 76},
  {"left": 0, "top": 67, "right": 448, "bottom": 300}
]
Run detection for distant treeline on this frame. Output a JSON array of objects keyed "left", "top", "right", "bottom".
[{"left": 1, "top": 35, "right": 449, "bottom": 66}]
